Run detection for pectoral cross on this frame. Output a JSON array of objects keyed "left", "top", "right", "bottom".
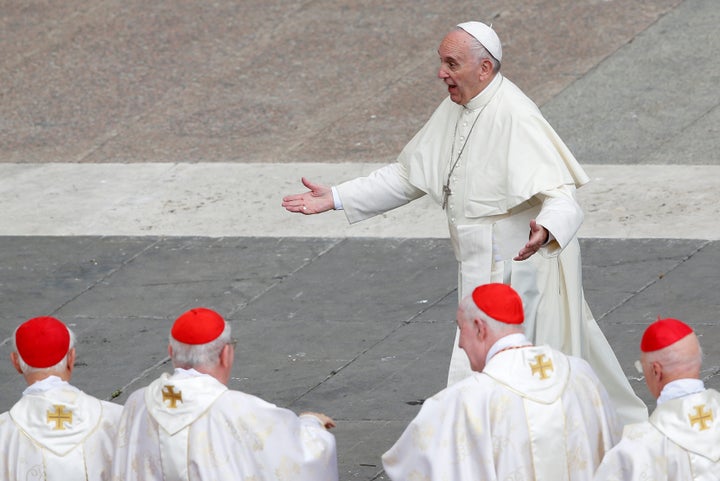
[
  {"left": 688, "top": 404, "right": 713, "bottom": 431},
  {"left": 162, "top": 385, "right": 183, "bottom": 408},
  {"left": 47, "top": 404, "right": 73, "bottom": 430},
  {"left": 529, "top": 354, "right": 554, "bottom": 380},
  {"left": 442, "top": 185, "right": 452, "bottom": 210}
]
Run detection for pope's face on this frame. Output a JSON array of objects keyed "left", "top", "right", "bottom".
[{"left": 437, "top": 30, "right": 485, "bottom": 105}]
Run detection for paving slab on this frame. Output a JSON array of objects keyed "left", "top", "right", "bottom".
[
  {"left": 544, "top": 0, "right": 720, "bottom": 165},
  {"left": 1, "top": 0, "right": 680, "bottom": 164},
  {"left": 0, "top": 236, "right": 717, "bottom": 480}
]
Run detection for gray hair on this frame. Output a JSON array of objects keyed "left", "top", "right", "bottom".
[
  {"left": 13, "top": 325, "right": 76, "bottom": 375},
  {"left": 169, "top": 322, "right": 232, "bottom": 369},
  {"left": 459, "top": 294, "right": 521, "bottom": 336},
  {"left": 455, "top": 26, "right": 501, "bottom": 72},
  {"left": 643, "top": 335, "right": 703, "bottom": 374}
]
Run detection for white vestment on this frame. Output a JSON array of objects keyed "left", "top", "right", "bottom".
[
  {"left": 335, "top": 73, "right": 647, "bottom": 425},
  {"left": 111, "top": 368, "right": 338, "bottom": 481},
  {"left": 0, "top": 376, "right": 122, "bottom": 481},
  {"left": 382, "top": 341, "right": 620, "bottom": 480},
  {"left": 594, "top": 385, "right": 720, "bottom": 481}
]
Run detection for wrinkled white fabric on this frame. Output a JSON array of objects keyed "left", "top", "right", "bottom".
[
  {"left": 335, "top": 74, "right": 647, "bottom": 425},
  {"left": 594, "top": 387, "right": 720, "bottom": 481},
  {"left": 111, "top": 369, "right": 338, "bottom": 481},
  {"left": 0, "top": 377, "right": 122, "bottom": 481},
  {"left": 382, "top": 344, "right": 620, "bottom": 480}
]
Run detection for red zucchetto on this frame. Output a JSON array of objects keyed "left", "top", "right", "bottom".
[
  {"left": 640, "top": 318, "right": 694, "bottom": 352},
  {"left": 15, "top": 316, "right": 71, "bottom": 368},
  {"left": 472, "top": 283, "right": 524, "bottom": 324},
  {"left": 171, "top": 307, "right": 225, "bottom": 345}
]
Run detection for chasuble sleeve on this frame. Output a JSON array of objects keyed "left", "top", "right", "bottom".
[
  {"left": 382, "top": 381, "right": 499, "bottom": 481},
  {"left": 592, "top": 426, "right": 662, "bottom": 481}
]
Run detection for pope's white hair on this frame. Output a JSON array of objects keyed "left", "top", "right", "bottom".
[
  {"left": 169, "top": 322, "right": 232, "bottom": 369},
  {"left": 13, "top": 324, "right": 76, "bottom": 375},
  {"left": 455, "top": 26, "right": 501, "bottom": 72},
  {"left": 459, "top": 295, "right": 522, "bottom": 336}
]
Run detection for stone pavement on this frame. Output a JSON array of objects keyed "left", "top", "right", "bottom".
[
  {"left": 1, "top": 0, "right": 719, "bottom": 480},
  {"left": 0, "top": 236, "right": 718, "bottom": 480}
]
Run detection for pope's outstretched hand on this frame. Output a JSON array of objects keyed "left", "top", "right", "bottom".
[
  {"left": 282, "top": 177, "right": 335, "bottom": 215},
  {"left": 514, "top": 219, "right": 549, "bottom": 261}
]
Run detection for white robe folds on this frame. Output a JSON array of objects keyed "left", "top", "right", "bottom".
[
  {"left": 594, "top": 388, "right": 720, "bottom": 480},
  {"left": 335, "top": 73, "right": 647, "bottom": 425},
  {"left": 382, "top": 344, "right": 620, "bottom": 481},
  {"left": 0, "top": 376, "right": 122, "bottom": 481},
  {"left": 111, "top": 369, "right": 338, "bottom": 481}
]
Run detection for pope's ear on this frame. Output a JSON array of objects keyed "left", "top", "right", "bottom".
[{"left": 479, "top": 58, "right": 494, "bottom": 78}]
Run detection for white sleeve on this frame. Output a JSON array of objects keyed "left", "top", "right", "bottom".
[
  {"left": 334, "top": 163, "right": 425, "bottom": 224},
  {"left": 535, "top": 184, "right": 584, "bottom": 249}
]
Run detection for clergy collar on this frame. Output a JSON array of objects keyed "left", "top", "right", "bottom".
[
  {"left": 463, "top": 73, "right": 503, "bottom": 111},
  {"left": 657, "top": 378, "right": 705, "bottom": 405},
  {"left": 485, "top": 332, "right": 531, "bottom": 365},
  {"left": 172, "top": 367, "right": 206, "bottom": 378},
  {"left": 22, "top": 375, "right": 75, "bottom": 396}
]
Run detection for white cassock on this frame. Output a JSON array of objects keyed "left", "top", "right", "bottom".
[
  {"left": 334, "top": 73, "right": 647, "bottom": 425},
  {"left": 594, "top": 380, "right": 720, "bottom": 480},
  {"left": 111, "top": 368, "right": 338, "bottom": 481},
  {"left": 0, "top": 375, "right": 122, "bottom": 481},
  {"left": 382, "top": 335, "right": 621, "bottom": 481}
]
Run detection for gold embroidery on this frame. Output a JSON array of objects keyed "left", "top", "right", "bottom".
[
  {"left": 688, "top": 404, "right": 713, "bottom": 431},
  {"left": 47, "top": 404, "right": 73, "bottom": 430},
  {"left": 162, "top": 385, "right": 183, "bottom": 408},
  {"left": 529, "top": 354, "right": 554, "bottom": 380}
]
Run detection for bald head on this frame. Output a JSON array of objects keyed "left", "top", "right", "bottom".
[{"left": 641, "top": 331, "right": 702, "bottom": 399}]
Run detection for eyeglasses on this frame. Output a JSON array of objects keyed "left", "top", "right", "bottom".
[{"left": 227, "top": 338, "right": 238, "bottom": 348}]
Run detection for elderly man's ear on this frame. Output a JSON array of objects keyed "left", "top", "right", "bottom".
[
  {"left": 66, "top": 348, "right": 76, "bottom": 376},
  {"left": 10, "top": 352, "right": 23, "bottom": 374},
  {"left": 220, "top": 343, "right": 234, "bottom": 369},
  {"left": 473, "top": 317, "right": 486, "bottom": 339}
]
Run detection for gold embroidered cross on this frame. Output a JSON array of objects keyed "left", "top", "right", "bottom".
[
  {"left": 162, "top": 385, "right": 183, "bottom": 408},
  {"left": 47, "top": 404, "right": 73, "bottom": 430},
  {"left": 688, "top": 404, "right": 713, "bottom": 431},
  {"left": 529, "top": 354, "right": 554, "bottom": 380}
]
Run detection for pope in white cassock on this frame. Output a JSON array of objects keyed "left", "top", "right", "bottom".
[
  {"left": 0, "top": 316, "right": 122, "bottom": 481},
  {"left": 282, "top": 20, "right": 647, "bottom": 425},
  {"left": 110, "top": 307, "right": 338, "bottom": 481},
  {"left": 382, "top": 283, "right": 621, "bottom": 481},
  {"left": 594, "top": 318, "right": 720, "bottom": 480}
]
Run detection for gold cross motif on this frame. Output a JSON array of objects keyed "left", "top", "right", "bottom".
[
  {"left": 688, "top": 404, "right": 713, "bottom": 431},
  {"left": 47, "top": 404, "right": 73, "bottom": 430},
  {"left": 162, "top": 385, "right": 183, "bottom": 408},
  {"left": 529, "top": 354, "right": 554, "bottom": 380}
]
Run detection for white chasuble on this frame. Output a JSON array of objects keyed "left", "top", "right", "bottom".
[
  {"left": 594, "top": 388, "right": 720, "bottom": 480},
  {"left": 0, "top": 378, "right": 122, "bottom": 481},
  {"left": 111, "top": 369, "right": 338, "bottom": 481},
  {"left": 382, "top": 346, "right": 620, "bottom": 481},
  {"left": 335, "top": 74, "right": 647, "bottom": 425}
]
